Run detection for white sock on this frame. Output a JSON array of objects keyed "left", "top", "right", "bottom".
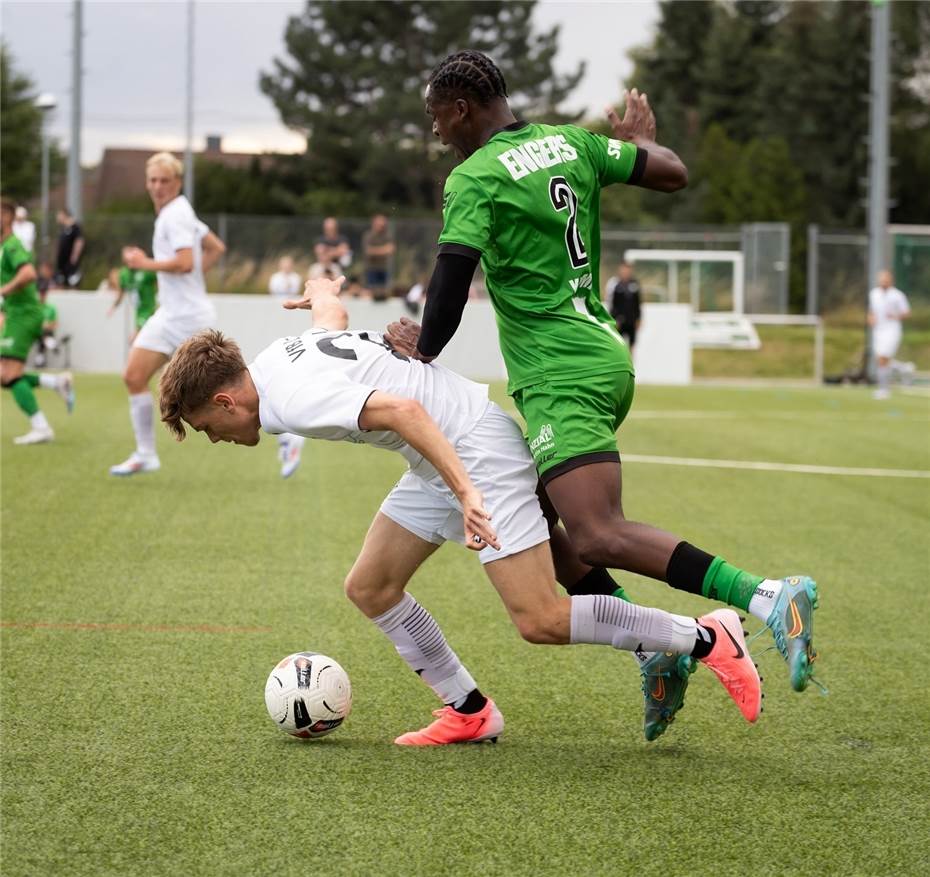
[
  {"left": 570, "top": 595, "right": 697, "bottom": 655},
  {"left": 38, "top": 374, "right": 58, "bottom": 389},
  {"left": 30, "top": 411, "right": 51, "bottom": 431},
  {"left": 371, "top": 593, "right": 476, "bottom": 705},
  {"left": 287, "top": 434, "right": 306, "bottom": 451},
  {"left": 129, "top": 392, "right": 156, "bottom": 457},
  {"left": 748, "top": 578, "right": 784, "bottom": 622},
  {"left": 877, "top": 364, "right": 891, "bottom": 392}
]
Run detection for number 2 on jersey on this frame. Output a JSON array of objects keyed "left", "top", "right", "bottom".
[{"left": 548, "top": 176, "right": 588, "bottom": 269}]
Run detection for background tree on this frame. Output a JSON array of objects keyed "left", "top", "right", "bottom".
[
  {"left": 0, "top": 43, "right": 64, "bottom": 202},
  {"left": 260, "top": 0, "right": 583, "bottom": 213}
]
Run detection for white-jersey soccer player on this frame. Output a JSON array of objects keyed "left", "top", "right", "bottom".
[
  {"left": 110, "top": 152, "right": 226, "bottom": 476},
  {"left": 157, "top": 275, "right": 762, "bottom": 746},
  {"left": 868, "top": 270, "right": 911, "bottom": 400}
]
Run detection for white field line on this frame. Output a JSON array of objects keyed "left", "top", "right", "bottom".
[
  {"left": 630, "top": 410, "right": 930, "bottom": 422},
  {"left": 622, "top": 454, "right": 930, "bottom": 479}
]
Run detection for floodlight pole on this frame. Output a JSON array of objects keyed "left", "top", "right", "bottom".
[
  {"left": 866, "top": 0, "right": 890, "bottom": 374},
  {"left": 67, "top": 0, "right": 83, "bottom": 220},
  {"left": 184, "top": 0, "right": 195, "bottom": 204}
]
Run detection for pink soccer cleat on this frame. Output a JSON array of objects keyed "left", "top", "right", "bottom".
[
  {"left": 697, "top": 608, "right": 762, "bottom": 723},
  {"left": 394, "top": 698, "right": 504, "bottom": 746}
]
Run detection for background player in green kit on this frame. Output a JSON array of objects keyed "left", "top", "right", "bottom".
[
  {"left": 0, "top": 197, "right": 74, "bottom": 445},
  {"left": 110, "top": 254, "right": 158, "bottom": 342},
  {"left": 386, "top": 51, "right": 821, "bottom": 740}
]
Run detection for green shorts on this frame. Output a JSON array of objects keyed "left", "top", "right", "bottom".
[
  {"left": 513, "top": 369, "right": 635, "bottom": 481},
  {"left": 0, "top": 310, "right": 43, "bottom": 361}
]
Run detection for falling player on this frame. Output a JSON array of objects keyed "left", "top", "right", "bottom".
[
  {"left": 385, "top": 50, "right": 820, "bottom": 740},
  {"left": 110, "top": 152, "right": 226, "bottom": 476},
  {"left": 157, "top": 275, "right": 762, "bottom": 745}
]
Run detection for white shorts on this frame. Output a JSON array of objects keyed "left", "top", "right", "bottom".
[
  {"left": 872, "top": 325, "right": 902, "bottom": 359},
  {"left": 379, "top": 402, "right": 549, "bottom": 564},
  {"left": 132, "top": 307, "right": 217, "bottom": 356}
]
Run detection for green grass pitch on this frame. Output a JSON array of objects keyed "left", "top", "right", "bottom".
[{"left": 2, "top": 375, "right": 929, "bottom": 876}]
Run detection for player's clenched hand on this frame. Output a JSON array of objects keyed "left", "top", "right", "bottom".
[
  {"left": 123, "top": 246, "right": 146, "bottom": 269},
  {"left": 283, "top": 275, "right": 345, "bottom": 310},
  {"left": 606, "top": 88, "right": 656, "bottom": 143},
  {"left": 460, "top": 488, "right": 500, "bottom": 552},
  {"left": 384, "top": 316, "right": 421, "bottom": 356}
]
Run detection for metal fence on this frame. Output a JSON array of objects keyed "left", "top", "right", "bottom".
[{"left": 70, "top": 214, "right": 794, "bottom": 313}]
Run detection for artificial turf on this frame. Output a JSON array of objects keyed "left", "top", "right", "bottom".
[{"left": 2, "top": 376, "right": 929, "bottom": 876}]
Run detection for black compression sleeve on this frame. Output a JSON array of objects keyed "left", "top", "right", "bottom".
[{"left": 416, "top": 252, "right": 479, "bottom": 357}]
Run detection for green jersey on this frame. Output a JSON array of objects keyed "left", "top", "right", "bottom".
[
  {"left": 438, "top": 122, "right": 641, "bottom": 393},
  {"left": 42, "top": 301, "right": 57, "bottom": 326},
  {"left": 118, "top": 266, "right": 158, "bottom": 317},
  {"left": 0, "top": 233, "right": 41, "bottom": 321}
]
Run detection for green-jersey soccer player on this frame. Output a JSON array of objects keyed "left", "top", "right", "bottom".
[
  {"left": 110, "top": 259, "right": 158, "bottom": 340},
  {"left": 386, "top": 51, "right": 821, "bottom": 741},
  {"left": 0, "top": 197, "right": 74, "bottom": 445}
]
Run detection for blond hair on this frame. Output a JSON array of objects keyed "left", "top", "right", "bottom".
[
  {"left": 146, "top": 151, "right": 183, "bottom": 179},
  {"left": 159, "top": 330, "right": 247, "bottom": 440}
]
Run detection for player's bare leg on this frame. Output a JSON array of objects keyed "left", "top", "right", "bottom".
[
  {"left": 111, "top": 346, "right": 168, "bottom": 476},
  {"left": 345, "top": 513, "right": 501, "bottom": 745}
]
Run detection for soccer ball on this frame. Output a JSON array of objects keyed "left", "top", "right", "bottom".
[{"left": 264, "top": 652, "right": 352, "bottom": 738}]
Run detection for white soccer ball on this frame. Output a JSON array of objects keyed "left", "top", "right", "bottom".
[{"left": 264, "top": 652, "right": 352, "bottom": 738}]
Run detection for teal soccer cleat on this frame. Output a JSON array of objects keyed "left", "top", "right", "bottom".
[
  {"left": 640, "top": 651, "right": 696, "bottom": 741},
  {"left": 761, "top": 576, "right": 822, "bottom": 693}
]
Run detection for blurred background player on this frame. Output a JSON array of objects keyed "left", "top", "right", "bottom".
[
  {"left": 868, "top": 269, "right": 911, "bottom": 400},
  {"left": 108, "top": 251, "right": 158, "bottom": 343},
  {"left": 362, "top": 213, "right": 396, "bottom": 302},
  {"left": 0, "top": 197, "right": 74, "bottom": 444},
  {"left": 33, "top": 287, "right": 59, "bottom": 367},
  {"left": 387, "top": 50, "right": 819, "bottom": 740},
  {"left": 12, "top": 206, "right": 36, "bottom": 255},
  {"left": 267, "top": 255, "right": 302, "bottom": 298},
  {"left": 266, "top": 256, "right": 306, "bottom": 477},
  {"left": 54, "top": 207, "right": 84, "bottom": 288},
  {"left": 110, "top": 152, "right": 225, "bottom": 476},
  {"left": 605, "top": 260, "right": 642, "bottom": 352}
]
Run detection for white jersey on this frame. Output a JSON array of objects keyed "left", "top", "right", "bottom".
[
  {"left": 248, "top": 328, "right": 490, "bottom": 475},
  {"left": 12, "top": 220, "right": 36, "bottom": 253},
  {"left": 869, "top": 286, "right": 910, "bottom": 329},
  {"left": 152, "top": 195, "right": 213, "bottom": 319},
  {"left": 268, "top": 271, "right": 303, "bottom": 297}
]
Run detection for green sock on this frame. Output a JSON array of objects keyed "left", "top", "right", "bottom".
[
  {"left": 22, "top": 373, "right": 40, "bottom": 388},
  {"left": 612, "top": 586, "right": 631, "bottom": 603},
  {"left": 702, "top": 557, "right": 763, "bottom": 612},
  {"left": 9, "top": 377, "right": 40, "bottom": 416}
]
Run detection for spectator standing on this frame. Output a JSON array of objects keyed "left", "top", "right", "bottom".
[
  {"left": 362, "top": 214, "right": 396, "bottom": 301},
  {"left": 55, "top": 208, "right": 84, "bottom": 288},
  {"left": 12, "top": 206, "right": 36, "bottom": 255},
  {"left": 869, "top": 269, "right": 911, "bottom": 400},
  {"left": 268, "top": 255, "right": 303, "bottom": 298},
  {"left": 314, "top": 217, "right": 351, "bottom": 271},
  {"left": 605, "top": 261, "right": 642, "bottom": 351}
]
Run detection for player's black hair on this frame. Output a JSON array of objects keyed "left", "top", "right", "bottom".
[{"left": 427, "top": 50, "right": 508, "bottom": 106}]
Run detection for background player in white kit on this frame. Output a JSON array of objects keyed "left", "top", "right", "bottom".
[
  {"left": 868, "top": 270, "right": 911, "bottom": 400},
  {"left": 157, "top": 275, "right": 761, "bottom": 745},
  {"left": 111, "top": 152, "right": 226, "bottom": 476}
]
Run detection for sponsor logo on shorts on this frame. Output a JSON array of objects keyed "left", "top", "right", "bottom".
[{"left": 529, "top": 423, "right": 555, "bottom": 457}]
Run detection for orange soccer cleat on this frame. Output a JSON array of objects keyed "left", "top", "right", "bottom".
[
  {"left": 697, "top": 609, "right": 762, "bottom": 723},
  {"left": 394, "top": 698, "right": 504, "bottom": 746}
]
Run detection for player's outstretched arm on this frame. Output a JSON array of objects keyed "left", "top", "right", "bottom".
[
  {"left": 607, "top": 88, "right": 687, "bottom": 193},
  {"left": 283, "top": 275, "right": 349, "bottom": 331},
  {"left": 359, "top": 391, "right": 500, "bottom": 551}
]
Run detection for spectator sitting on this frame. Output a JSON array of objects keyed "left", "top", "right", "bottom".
[
  {"left": 55, "top": 207, "right": 84, "bottom": 288},
  {"left": 13, "top": 206, "right": 36, "bottom": 255},
  {"left": 314, "top": 217, "right": 351, "bottom": 269},
  {"left": 268, "top": 255, "right": 303, "bottom": 298},
  {"left": 362, "top": 213, "right": 395, "bottom": 302}
]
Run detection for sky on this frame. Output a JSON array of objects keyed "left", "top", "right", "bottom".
[{"left": 2, "top": 0, "right": 658, "bottom": 165}]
